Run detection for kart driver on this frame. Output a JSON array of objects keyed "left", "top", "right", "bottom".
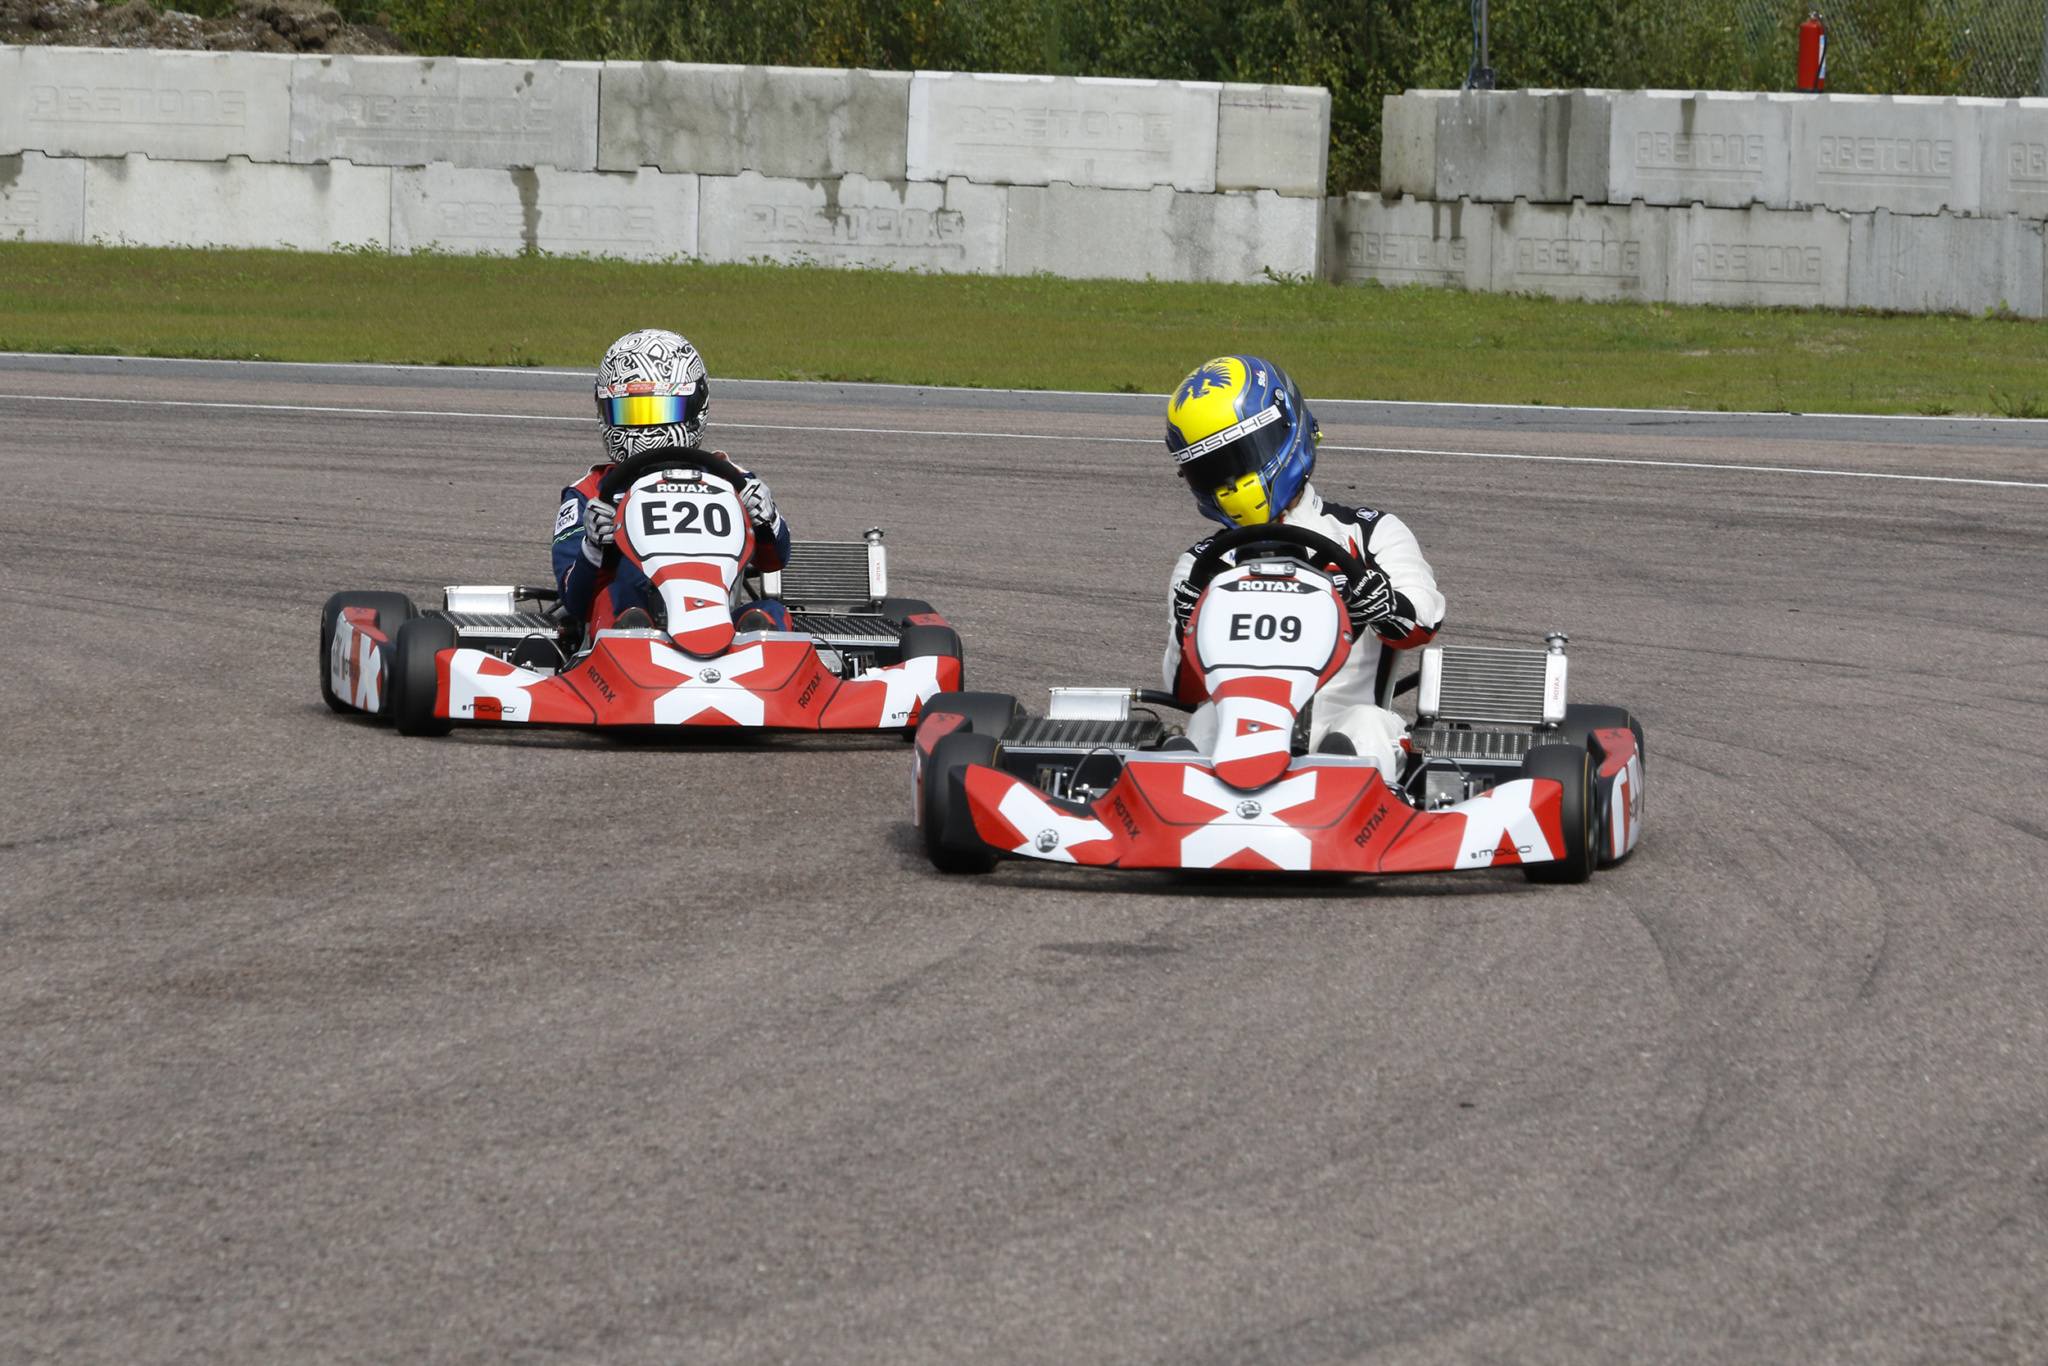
[
  {"left": 552, "top": 328, "right": 792, "bottom": 637},
  {"left": 1162, "top": 355, "right": 1444, "bottom": 779}
]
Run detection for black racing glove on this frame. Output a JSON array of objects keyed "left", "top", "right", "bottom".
[
  {"left": 1171, "top": 577, "right": 1203, "bottom": 635},
  {"left": 1340, "top": 559, "right": 1399, "bottom": 636}
]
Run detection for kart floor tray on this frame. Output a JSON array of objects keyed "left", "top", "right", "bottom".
[
  {"left": 429, "top": 610, "right": 560, "bottom": 638},
  {"left": 1004, "top": 715, "right": 1165, "bottom": 751},
  {"left": 1408, "top": 726, "right": 1540, "bottom": 761},
  {"left": 792, "top": 612, "right": 902, "bottom": 645}
]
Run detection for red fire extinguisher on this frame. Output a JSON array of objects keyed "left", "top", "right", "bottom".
[{"left": 1797, "top": 10, "right": 1828, "bottom": 92}]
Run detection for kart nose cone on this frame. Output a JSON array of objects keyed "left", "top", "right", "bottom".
[{"left": 1210, "top": 690, "right": 1296, "bottom": 790}]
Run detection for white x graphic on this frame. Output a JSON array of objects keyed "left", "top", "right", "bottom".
[
  {"left": 647, "top": 643, "right": 768, "bottom": 725},
  {"left": 1178, "top": 766, "right": 1320, "bottom": 870}
]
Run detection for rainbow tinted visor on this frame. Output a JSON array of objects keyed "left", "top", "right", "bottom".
[{"left": 600, "top": 394, "right": 688, "bottom": 427}]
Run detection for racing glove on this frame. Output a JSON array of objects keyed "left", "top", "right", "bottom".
[
  {"left": 1170, "top": 577, "right": 1203, "bottom": 635},
  {"left": 739, "top": 474, "right": 778, "bottom": 530},
  {"left": 580, "top": 495, "right": 617, "bottom": 566},
  {"left": 1340, "top": 559, "right": 1400, "bottom": 636}
]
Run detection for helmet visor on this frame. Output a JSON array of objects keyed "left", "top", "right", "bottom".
[
  {"left": 1177, "top": 405, "right": 1292, "bottom": 521},
  {"left": 600, "top": 394, "right": 688, "bottom": 427}
]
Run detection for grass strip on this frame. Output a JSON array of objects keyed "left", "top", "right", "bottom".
[{"left": 5, "top": 242, "right": 2048, "bottom": 415}]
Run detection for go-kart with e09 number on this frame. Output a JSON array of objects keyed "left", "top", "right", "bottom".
[
  {"left": 320, "top": 450, "right": 964, "bottom": 737},
  {"left": 913, "top": 523, "right": 1645, "bottom": 883}
]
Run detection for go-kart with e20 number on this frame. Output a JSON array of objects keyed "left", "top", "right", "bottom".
[
  {"left": 913, "top": 523, "right": 1645, "bottom": 883},
  {"left": 320, "top": 450, "right": 964, "bottom": 736}
]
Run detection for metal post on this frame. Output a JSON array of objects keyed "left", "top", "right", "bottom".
[{"left": 1467, "top": 0, "right": 1495, "bottom": 89}]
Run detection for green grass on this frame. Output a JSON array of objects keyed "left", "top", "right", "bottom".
[{"left": 6, "top": 242, "right": 2048, "bottom": 415}]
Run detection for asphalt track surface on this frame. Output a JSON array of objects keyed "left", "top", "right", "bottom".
[{"left": 3, "top": 353, "right": 2046, "bottom": 1364}]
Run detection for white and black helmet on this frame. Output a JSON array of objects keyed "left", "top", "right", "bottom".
[{"left": 595, "top": 328, "right": 710, "bottom": 461}]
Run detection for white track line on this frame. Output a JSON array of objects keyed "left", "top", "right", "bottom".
[{"left": 12, "top": 392, "right": 2048, "bottom": 490}]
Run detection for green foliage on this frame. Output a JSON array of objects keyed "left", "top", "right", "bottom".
[{"left": 321, "top": 0, "right": 2036, "bottom": 193}]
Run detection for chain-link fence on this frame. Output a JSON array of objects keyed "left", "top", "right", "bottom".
[{"left": 1725, "top": 0, "right": 2048, "bottom": 96}]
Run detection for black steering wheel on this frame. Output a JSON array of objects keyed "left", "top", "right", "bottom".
[
  {"left": 596, "top": 448, "right": 748, "bottom": 504},
  {"left": 1184, "top": 522, "right": 1369, "bottom": 596}
]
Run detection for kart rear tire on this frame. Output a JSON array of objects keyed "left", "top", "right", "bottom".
[
  {"left": 1560, "top": 704, "right": 1642, "bottom": 765},
  {"left": 319, "top": 591, "right": 415, "bottom": 715},
  {"left": 1521, "top": 743, "right": 1596, "bottom": 884},
  {"left": 391, "top": 616, "right": 458, "bottom": 737},
  {"left": 1559, "top": 703, "right": 1647, "bottom": 865},
  {"left": 880, "top": 598, "right": 939, "bottom": 626},
  {"left": 926, "top": 691, "right": 1020, "bottom": 740},
  {"left": 900, "top": 622, "right": 963, "bottom": 664},
  {"left": 923, "top": 730, "right": 1001, "bottom": 874}
]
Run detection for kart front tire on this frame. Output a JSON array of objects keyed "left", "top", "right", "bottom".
[
  {"left": 319, "top": 591, "right": 415, "bottom": 715},
  {"left": 923, "top": 730, "right": 1001, "bottom": 875},
  {"left": 1521, "top": 743, "right": 1596, "bottom": 884},
  {"left": 391, "top": 617, "right": 457, "bottom": 737}
]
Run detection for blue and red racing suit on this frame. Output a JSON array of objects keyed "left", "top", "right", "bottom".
[{"left": 551, "top": 455, "right": 793, "bottom": 633}]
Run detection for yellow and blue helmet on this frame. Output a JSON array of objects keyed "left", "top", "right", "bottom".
[{"left": 1166, "top": 356, "right": 1319, "bottom": 528}]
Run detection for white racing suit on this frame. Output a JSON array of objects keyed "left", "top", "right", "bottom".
[{"left": 1164, "top": 483, "right": 1446, "bottom": 779}]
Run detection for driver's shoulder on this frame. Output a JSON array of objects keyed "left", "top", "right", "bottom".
[
  {"left": 568, "top": 462, "right": 614, "bottom": 498},
  {"left": 1308, "top": 495, "right": 1387, "bottom": 536}
]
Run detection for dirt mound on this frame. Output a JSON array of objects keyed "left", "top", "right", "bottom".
[{"left": 0, "top": 0, "right": 407, "bottom": 53}]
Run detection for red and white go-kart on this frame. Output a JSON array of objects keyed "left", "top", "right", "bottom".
[
  {"left": 320, "top": 450, "right": 964, "bottom": 737},
  {"left": 914, "top": 523, "right": 1645, "bottom": 883}
]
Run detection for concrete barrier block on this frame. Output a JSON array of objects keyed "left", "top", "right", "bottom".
[
  {"left": 1976, "top": 99, "right": 2048, "bottom": 218},
  {"left": 1608, "top": 90, "right": 1791, "bottom": 208},
  {"left": 907, "top": 72, "right": 1219, "bottom": 192},
  {"left": 1435, "top": 89, "right": 1610, "bottom": 204},
  {"left": 1790, "top": 94, "right": 1982, "bottom": 214},
  {"left": 1488, "top": 197, "right": 1671, "bottom": 302},
  {"left": 1004, "top": 182, "right": 1316, "bottom": 283},
  {"left": 391, "top": 164, "right": 697, "bottom": 259},
  {"left": 290, "top": 56, "right": 600, "bottom": 170},
  {"left": 696, "top": 171, "right": 1003, "bottom": 271},
  {"left": 1379, "top": 92, "right": 1450, "bottom": 199},
  {"left": 0, "top": 151, "right": 87, "bottom": 243},
  {"left": 82, "top": 153, "right": 389, "bottom": 249},
  {"left": 597, "top": 63, "right": 909, "bottom": 180},
  {"left": 1322, "top": 192, "right": 1491, "bottom": 290},
  {"left": 1215, "top": 83, "right": 1328, "bottom": 196},
  {"left": 1847, "top": 208, "right": 2046, "bottom": 316},
  {"left": 1670, "top": 204, "right": 1848, "bottom": 308},
  {"left": 0, "top": 47, "right": 291, "bottom": 162}
]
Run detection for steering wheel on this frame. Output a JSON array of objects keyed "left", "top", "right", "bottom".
[
  {"left": 1184, "top": 522, "right": 1369, "bottom": 596},
  {"left": 596, "top": 448, "right": 748, "bottom": 504}
]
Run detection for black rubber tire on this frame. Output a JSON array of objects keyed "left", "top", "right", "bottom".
[
  {"left": 923, "top": 691, "right": 1020, "bottom": 740},
  {"left": 1557, "top": 703, "right": 1647, "bottom": 866},
  {"left": 1521, "top": 743, "right": 1596, "bottom": 884},
  {"left": 1559, "top": 704, "right": 1639, "bottom": 761},
  {"left": 900, "top": 622, "right": 963, "bottom": 662},
  {"left": 319, "top": 591, "right": 415, "bottom": 715},
  {"left": 390, "top": 617, "right": 458, "bottom": 737},
  {"left": 879, "top": 597, "right": 938, "bottom": 626},
  {"left": 923, "top": 730, "right": 1001, "bottom": 874}
]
